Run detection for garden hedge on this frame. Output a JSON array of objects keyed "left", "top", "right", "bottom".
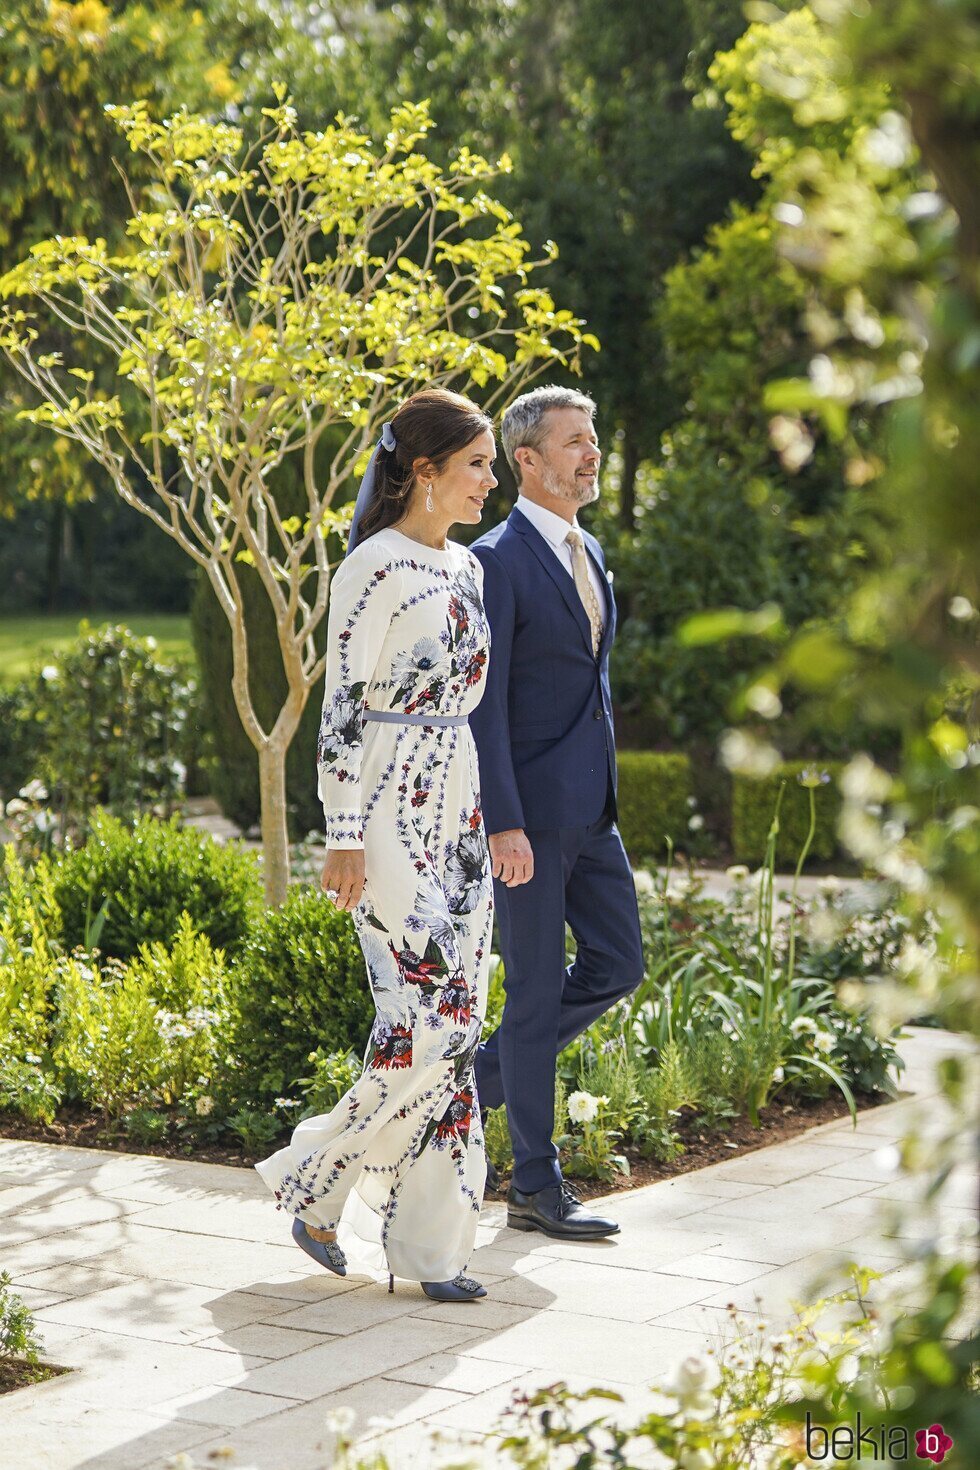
[
  {"left": 615, "top": 751, "right": 693, "bottom": 862},
  {"left": 226, "top": 884, "right": 372, "bottom": 1106},
  {"left": 731, "top": 761, "right": 844, "bottom": 867},
  {"left": 51, "top": 810, "right": 263, "bottom": 961}
]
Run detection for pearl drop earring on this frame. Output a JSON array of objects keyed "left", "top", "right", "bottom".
[{"left": 425, "top": 483, "right": 434, "bottom": 513}]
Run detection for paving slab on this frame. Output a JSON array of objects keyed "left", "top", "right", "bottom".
[{"left": 0, "top": 1026, "right": 972, "bottom": 1470}]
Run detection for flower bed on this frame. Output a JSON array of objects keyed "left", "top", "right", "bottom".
[{"left": 0, "top": 804, "right": 917, "bottom": 1189}]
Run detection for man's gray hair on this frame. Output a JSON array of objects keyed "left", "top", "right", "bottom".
[{"left": 501, "top": 385, "right": 596, "bottom": 484}]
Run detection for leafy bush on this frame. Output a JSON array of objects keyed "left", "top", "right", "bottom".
[
  {"left": 731, "top": 761, "right": 844, "bottom": 865},
  {"left": 29, "top": 623, "right": 195, "bottom": 831},
  {"left": 0, "top": 847, "right": 60, "bottom": 1063},
  {"left": 226, "top": 885, "right": 372, "bottom": 1107},
  {"left": 0, "top": 1271, "right": 43, "bottom": 1374},
  {"left": 616, "top": 751, "right": 693, "bottom": 862},
  {"left": 52, "top": 953, "right": 165, "bottom": 1118},
  {"left": 50, "top": 810, "right": 261, "bottom": 961},
  {"left": 0, "top": 682, "right": 42, "bottom": 801}
]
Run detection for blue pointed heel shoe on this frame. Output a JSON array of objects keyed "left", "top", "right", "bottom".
[
  {"left": 291, "top": 1216, "right": 347, "bottom": 1276},
  {"left": 420, "top": 1273, "right": 487, "bottom": 1302}
]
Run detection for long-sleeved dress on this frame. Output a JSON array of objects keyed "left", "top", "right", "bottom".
[{"left": 254, "top": 526, "right": 493, "bottom": 1283}]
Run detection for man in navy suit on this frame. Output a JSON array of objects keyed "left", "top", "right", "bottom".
[{"left": 470, "top": 386, "right": 644, "bottom": 1239}]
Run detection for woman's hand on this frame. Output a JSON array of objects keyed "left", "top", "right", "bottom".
[{"left": 321, "top": 848, "right": 366, "bottom": 911}]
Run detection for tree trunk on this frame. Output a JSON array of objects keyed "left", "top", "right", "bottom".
[{"left": 258, "top": 740, "right": 290, "bottom": 907}]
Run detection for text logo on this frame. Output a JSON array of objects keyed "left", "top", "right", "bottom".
[{"left": 915, "top": 1424, "right": 953, "bottom": 1464}]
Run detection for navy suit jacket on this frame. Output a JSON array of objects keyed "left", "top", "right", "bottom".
[{"left": 469, "top": 507, "right": 618, "bottom": 835}]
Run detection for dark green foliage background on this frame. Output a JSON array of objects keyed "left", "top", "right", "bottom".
[{"left": 731, "top": 763, "right": 845, "bottom": 866}]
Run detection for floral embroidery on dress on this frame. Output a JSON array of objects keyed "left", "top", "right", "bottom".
[{"left": 255, "top": 530, "right": 493, "bottom": 1283}]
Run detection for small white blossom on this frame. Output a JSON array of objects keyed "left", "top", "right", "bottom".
[
  {"left": 688, "top": 814, "right": 705, "bottom": 832},
  {"left": 725, "top": 865, "right": 750, "bottom": 883},
  {"left": 668, "top": 1352, "right": 721, "bottom": 1418},
  {"left": 40, "top": 665, "right": 59, "bottom": 682},
  {"left": 567, "top": 1090, "right": 600, "bottom": 1125},
  {"left": 324, "top": 1406, "right": 355, "bottom": 1435},
  {"left": 195, "top": 1095, "right": 215, "bottom": 1117},
  {"left": 719, "top": 729, "right": 781, "bottom": 779},
  {"left": 814, "top": 1030, "right": 835, "bottom": 1055}
]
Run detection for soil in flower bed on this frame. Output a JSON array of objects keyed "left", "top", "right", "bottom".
[
  {"left": 0, "top": 1359, "right": 70, "bottom": 1396},
  {"left": 0, "top": 1088, "right": 891, "bottom": 1196}
]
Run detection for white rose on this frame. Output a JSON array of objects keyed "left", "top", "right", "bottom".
[
  {"left": 670, "top": 1352, "right": 721, "bottom": 1400},
  {"left": 567, "top": 1090, "right": 600, "bottom": 1125}
]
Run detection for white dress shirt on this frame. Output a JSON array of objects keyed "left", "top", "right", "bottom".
[{"left": 515, "top": 495, "right": 607, "bottom": 614}]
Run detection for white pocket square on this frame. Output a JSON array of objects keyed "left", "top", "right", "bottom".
[{"left": 606, "top": 569, "right": 614, "bottom": 583}]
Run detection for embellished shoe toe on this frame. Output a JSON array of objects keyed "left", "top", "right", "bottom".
[
  {"left": 420, "top": 1272, "right": 487, "bottom": 1302},
  {"left": 291, "top": 1216, "right": 347, "bottom": 1276}
]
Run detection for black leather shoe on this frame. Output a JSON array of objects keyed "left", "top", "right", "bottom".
[{"left": 506, "top": 1181, "right": 620, "bottom": 1239}]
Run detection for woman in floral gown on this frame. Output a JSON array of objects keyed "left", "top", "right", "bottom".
[{"left": 255, "top": 390, "right": 498, "bottom": 1301}]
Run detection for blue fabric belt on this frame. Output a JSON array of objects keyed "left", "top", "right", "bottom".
[{"left": 363, "top": 710, "right": 468, "bottom": 727}]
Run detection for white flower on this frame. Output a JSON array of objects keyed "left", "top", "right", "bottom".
[
  {"left": 817, "top": 876, "right": 841, "bottom": 896},
  {"left": 772, "top": 1066, "right": 785, "bottom": 1083},
  {"left": 725, "top": 865, "right": 750, "bottom": 883},
  {"left": 745, "top": 682, "right": 783, "bottom": 718},
  {"left": 567, "top": 1090, "right": 600, "bottom": 1125},
  {"left": 40, "top": 664, "right": 59, "bottom": 682},
  {"left": 814, "top": 1030, "right": 835, "bottom": 1055},
  {"left": 719, "top": 729, "right": 781, "bottom": 779},
  {"left": 390, "top": 636, "right": 446, "bottom": 686},
  {"left": 949, "top": 595, "right": 977, "bottom": 622},
  {"left": 669, "top": 1352, "right": 720, "bottom": 1418},
  {"left": 688, "top": 814, "right": 704, "bottom": 831},
  {"left": 679, "top": 1451, "right": 715, "bottom": 1470},
  {"left": 324, "top": 1406, "right": 355, "bottom": 1435},
  {"left": 791, "top": 1016, "right": 818, "bottom": 1037},
  {"left": 841, "top": 754, "right": 891, "bottom": 805},
  {"left": 195, "top": 1095, "right": 215, "bottom": 1116}
]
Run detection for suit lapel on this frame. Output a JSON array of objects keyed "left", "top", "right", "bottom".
[{"left": 508, "top": 508, "right": 595, "bottom": 655}]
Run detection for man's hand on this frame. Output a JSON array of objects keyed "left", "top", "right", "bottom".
[
  {"left": 489, "top": 829, "right": 534, "bottom": 887},
  {"left": 321, "top": 848, "right": 366, "bottom": 911}
]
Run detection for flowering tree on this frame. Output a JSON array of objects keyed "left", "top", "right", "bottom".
[{"left": 0, "top": 93, "right": 595, "bottom": 903}]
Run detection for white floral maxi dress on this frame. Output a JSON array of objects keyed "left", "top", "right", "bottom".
[{"left": 254, "top": 527, "right": 493, "bottom": 1283}]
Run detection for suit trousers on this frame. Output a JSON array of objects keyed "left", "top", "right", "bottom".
[{"left": 474, "top": 808, "right": 645, "bottom": 1193}]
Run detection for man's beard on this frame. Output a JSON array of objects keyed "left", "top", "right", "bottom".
[{"left": 541, "top": 461, "right": 599, "bottom": 507}]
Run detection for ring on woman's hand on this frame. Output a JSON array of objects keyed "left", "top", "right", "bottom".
[{"left": 325, "top": 888, "right": 339, "bottom": 901}]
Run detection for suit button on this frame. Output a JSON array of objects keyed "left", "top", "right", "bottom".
[{"left": 593, "top": 709, "right": 602, "bottom": 720}]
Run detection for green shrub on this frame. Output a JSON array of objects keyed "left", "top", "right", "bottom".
[
  {"left": 0, "top": 682, "right": 42, "bottom": 800},
  {"left": 0, "top": 847, "right": 60, "bottom": 1061},
  {"left": 51, "top": 810, "right": 262, "bottom": 961},
  {"left": 731, "top": 761, "right": 844, "bottom": 865},
  {"left": 0, "top": 1271, "right": 43, "bottom": 1372},
  {"left": 52, "top": 954, "right": 165, "bottom": 1118},
  {"left": 616, "top": 751, "right": 693, "bottom": 862},
  {"left": 226, "top": 885, "right": 372, "bottom": 1106},
  {"left": 30, "top": 623, "right": 195, "bottom": 831}
]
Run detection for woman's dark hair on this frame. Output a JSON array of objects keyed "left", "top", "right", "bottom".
[{"left": 357, "top": 388, "right": 493, "bottom": 543}]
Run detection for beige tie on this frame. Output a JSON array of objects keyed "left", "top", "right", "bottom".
[{"left": 565, "top": 528, "right": 604, "bottom": 657}]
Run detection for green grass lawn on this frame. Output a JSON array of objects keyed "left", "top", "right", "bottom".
[{"left": 0, "top": 613, "right": 194, "bottom": 685}]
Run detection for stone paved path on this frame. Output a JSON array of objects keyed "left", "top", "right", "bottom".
[{"left": 0, "top": 1027, "right": 973, "bottom": 1470}]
